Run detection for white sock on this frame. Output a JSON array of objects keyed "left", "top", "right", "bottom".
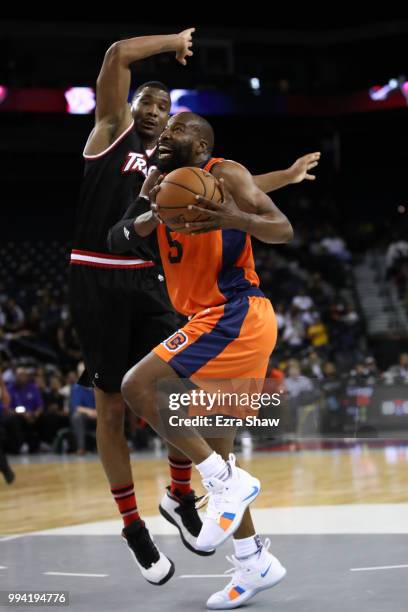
[
  {"left": 196, "top": 451, "right": 229, "bottom": 481},
  {"left": 233, "top": 534, "right": 262, "bottom": 560}
]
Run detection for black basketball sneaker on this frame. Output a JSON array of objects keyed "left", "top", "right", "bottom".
[
  {"left": 122, "top": 519, "right": 175, "bottom": 585},
  {"left": 159, "top": 487, "right": 215, "bottom": 556}
]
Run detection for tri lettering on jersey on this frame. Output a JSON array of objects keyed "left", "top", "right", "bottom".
[{"left": 121, "top": 152, "right": 149, "bottom": 176}]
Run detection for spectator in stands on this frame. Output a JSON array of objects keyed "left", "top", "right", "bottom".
[
  {"left": 385, "top": 238, "right": 408, "bottom": 272},
  {"left": 319, "top": 230, "right": 351, "bottom": 262},
  {"left": 306, "top": 316, "right": 330, "bottom": 356},
  {"left": 320, "top": 362, "right": 345, "bottom": 434},
  {"left": 285, "top": 363, "right": 314, "bottom": 398},
  {"left": 385, "top": 353, "right": 408, "bottom": 384},
  {"left": 60, "top": 370, "right": 79, "bottom": 413},
  {"left": 302, "top": 350, "right": 324, "bottom": 379},
  {"left": 38, "top": 374, "right": 69, "bottom": 447},
  {"left": 282, "top": 310, "right": 306, "bottom": 354},
  {"left": 292, "top": 288, "right": 314, "bottom": 312},
  {"left": 285, "top": 362, "right": 316, "bottom": 432},
  {"left": 69, "top": 383, "right": 96, "bottom": 455},
  {"left": 0, "top": 369, "right": 15, "bottom": 483},
  {"left": 56, "top": 314, "right": 81, "bottom": 370},
  {"left": 308, "top": 272, "right": 334, "bottom": 309},
  {"left": 3, "top": 298, "right": 25, "bottom": 332},
  {"left": 6, "top": 367, "right": 43, "bottom": 452},
  {"left": 275, "top": 303, "right": 287, "bottom": 334}
]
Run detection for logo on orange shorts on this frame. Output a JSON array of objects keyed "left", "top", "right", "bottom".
[{"left": 163, "top": 330, "right": 188, "bottom": 352}]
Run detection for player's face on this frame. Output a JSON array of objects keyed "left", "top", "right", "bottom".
[
  {"left": 131, "top": 87, "right": 170, "bottom": 140},
  {"left": 157, "top": 117, "right": 197, "bottom": 172}
]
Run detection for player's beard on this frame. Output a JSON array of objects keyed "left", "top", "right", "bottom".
[{"left": 157, "top": 142, "right": 194, "bottom": 173}]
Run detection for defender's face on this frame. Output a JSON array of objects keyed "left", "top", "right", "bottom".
[{"left": 131, "top": 87, "right": 170, "bottom": 140}]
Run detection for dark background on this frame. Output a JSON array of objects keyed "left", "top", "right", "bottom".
[{"left": 0, "top": 17, "right": 407, "bottom": 247}]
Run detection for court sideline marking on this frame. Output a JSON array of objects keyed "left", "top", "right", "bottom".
[
  {"left": 44, "top": 572, "right": 108, "bottom": 578},
  {"left": 350, "top": 564, "right": 408, "bottom": 572}
]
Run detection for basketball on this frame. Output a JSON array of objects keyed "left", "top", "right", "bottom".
[{"left": 155, "top": 166, "right": 223, "bottom": 230}]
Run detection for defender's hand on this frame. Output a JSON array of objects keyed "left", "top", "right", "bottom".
[
  {"left": 287, "top": 152, "right": 321, "bottom": 184},
  {"left": 175, "top": 28, "right": 195, "bottom": 66}
]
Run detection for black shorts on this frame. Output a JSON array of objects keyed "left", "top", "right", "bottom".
[{"left": 69, "top": 265, "right": 179, "bottom": 393}]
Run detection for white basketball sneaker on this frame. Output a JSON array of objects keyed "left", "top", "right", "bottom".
[
  {"left": 206, "top": 539, "right": 286, "bottom": 609},
  {"left": 196, "top": 454, "right": 261, "bottom": 551}
]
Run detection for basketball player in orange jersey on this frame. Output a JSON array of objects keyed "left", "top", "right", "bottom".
[
  {"left": 90, "top": 29, "right": 321, "bottom": 565},
  {"left": 109, "top": 111, "right": 293, "bottom": 608},
  {"left": 73, "top": 25, "right": 320, "bottom": 580}
]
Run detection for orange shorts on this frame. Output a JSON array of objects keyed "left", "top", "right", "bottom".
[{"left": 153, "top": 293, "right": 277, "bottom": 416}]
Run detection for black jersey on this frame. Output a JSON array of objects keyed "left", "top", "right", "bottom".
[{"left": 72, "top": 120, "right": 158, "bottom": 254}]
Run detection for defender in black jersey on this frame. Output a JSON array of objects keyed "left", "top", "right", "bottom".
[
  {"left": 68, "top": 29, "right": 195, "bottom": 586},
  {"left": 69, "top": 27, "right": 321, "bottom": 590}
]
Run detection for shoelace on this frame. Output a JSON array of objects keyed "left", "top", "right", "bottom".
[
  {"left": 200, "top": 453, "right": 237, "bottom": 519},
  {"left": 206, "top": 488, "right": 232, "bottom": 521},
  {"left": 195, "top": 493, "right": 210, "bottom": 510},
  {"left": 222, "top": 539, "right": 271, "bottom": 588}
]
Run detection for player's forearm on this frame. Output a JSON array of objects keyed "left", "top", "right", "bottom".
[
  {"left": 113, "top": 34, "right": 180, "bottom": 67},
  {"left": 107, "top": 212, "right": 157, "bottom": 254},
  {"left": 237, "top": 212, "right": 294, "bottom": 244},
  {"left": 253, "top": 169, "right": 292, "bottom": 193},
  {"left": 134, "top": 211, "right": 158, "bottom": 237}
]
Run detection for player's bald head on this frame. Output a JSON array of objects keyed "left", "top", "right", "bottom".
[{"left": 173, "top": 112, "right": 214, "bottom": 154}]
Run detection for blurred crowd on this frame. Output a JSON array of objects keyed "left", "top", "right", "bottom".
[
  {"left": 1, "top": 231, "right": 407, "bottom": 460},
  {"left": 386, "top": 237, "right": 408, "bottom": 307}
]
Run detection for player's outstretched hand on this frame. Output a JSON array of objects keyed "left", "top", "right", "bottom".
[
  {"left": 175, "top": 28, "right": 195, "bottom": 66},
  {"left": 287, "top": 152, "right": 321, "bottom": 184},
  {"left": 179, "top": 178, "right": 247, "bottom": 235}
]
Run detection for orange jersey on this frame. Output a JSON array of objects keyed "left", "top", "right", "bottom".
[{"left": 156, "top": 158, "right": 260, "bottom": 317}]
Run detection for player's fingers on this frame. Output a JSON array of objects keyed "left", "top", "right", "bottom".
[
  {"left": 304, "top": 174, "right": 316, "bottom": 180},
  {"left": 194, "top": 196, "right": 220, "bottom": 210},
  {"left": 149, "top": 185, "right": 161, "bottom": 202},
  {"left": 308, "top": 162, "right": 319, "bottom": 169},
  {"left": 189, "top": 205, "right": 220, "bottom": 217}
]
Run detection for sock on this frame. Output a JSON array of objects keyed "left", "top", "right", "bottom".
[
  {"left": 168, "top": 455, "right": 193, "bottom": 496},
  {"left": 111, "top": 482, "right": 141, "bottom": 527},
  {"left": 196, "top": 451, "right": 229, "bottom": 481},
  {"left": 233, "top": 534, "right": 263, "bottom": 560}
]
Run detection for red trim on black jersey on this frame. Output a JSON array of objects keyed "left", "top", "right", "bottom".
[
  {"left": 83, "top": 121, "right": 135, "bottom": 160},
  {"left": 71, "top": 249, "right": 147, "bottom": 260},
  {"left": 70, "top": 249, "right": 154, "bottom": 269}
]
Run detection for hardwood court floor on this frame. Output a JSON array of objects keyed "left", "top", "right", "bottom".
[{"left": 1, "top": 446, "right": 408, "bottom": 535}]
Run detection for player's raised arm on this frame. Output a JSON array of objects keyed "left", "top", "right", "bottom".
[
  {"left": 185, "top": 160, "right": 294, "bottom": 244},
  {"left": 87, "top": 29, "right": 195, "bottom": 153},
  {"left": 253, "top": 152, "right": 321, "bottom": 193}
]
